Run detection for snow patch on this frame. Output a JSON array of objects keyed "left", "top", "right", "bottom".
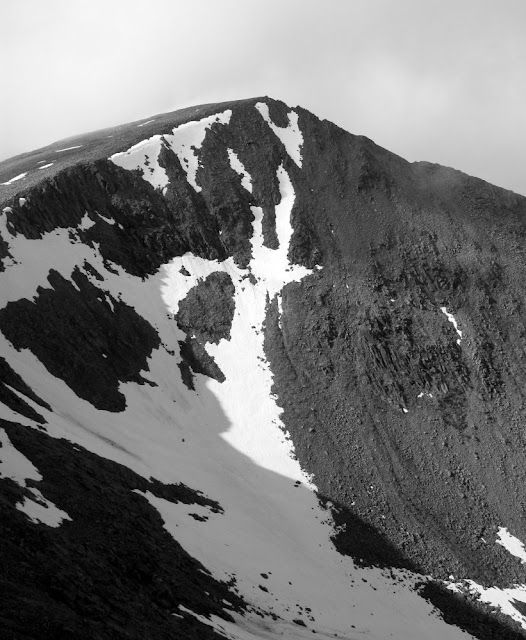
[
  {"left": 447, "top": 579, "right": 526, "bottom": 630},
  {"left": 0, "top": 220, "right": 97, "bottom": 308},
  {"left": 38, "top": 162, "right": 54, "bottom": 170},
  {"left": 276, "top": 293, "right": 284, "bottom": 329},
  {"left": 110, "top": 136, "right": 170, "bottom": 193},
  {"left": 137, "top": 119, "right": 155, "bottom": 127},
  {"left": 440, "top": 306, "right": 462, "bottom": 344},
  {"left": 98, "top": 212, "right": 115, "bottom": 225},
  {"left": 55, "top": 145, "right": 82, "bottom": 152},
  {"left": 496, "top": 527, "right": 526, "bottom": 563},
  {"left": 1, "top": 172, "right": 27, "bottom": 186},
  {"left": 227, "top": 148, "right": 253, "bottom": 193},
  {"left": 17, "top": 488, "right": 71, "bottom": 528},
  {"left": 78, "top": 212, "right": 95, "bottom": 231},
  {"left": 104, "top": 293, "right": 115, "bottom": 312},
  {"left": 165, "top": 110, "right": 232, "bottom": 192},
  {"left": 255, "top": 102, "right": 303, "bottom": 168}
]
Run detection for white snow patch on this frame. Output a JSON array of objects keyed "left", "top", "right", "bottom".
[
  {"left": 78, "top": 212, "right": 96, "bottom": 230},
  {"left": 440, "top": 306, "right": 462, "bottom": 344},
  {"left": 0, "top": 428, "right": 71, "bottom": 527},
  {"left": 38, "top": 162, "right": 54, "bottom": 170},
  {"left": 111, "top": 110, "right": 232, "bottom": 194},
  {"left": 17, "top": 488, "right": 71, "bottom": 527},
  {"left": 0, "top": 220, "right": 99, "bottom": 308},
  {"left": 497, "top": 527, "right": 526, "bottom": 563},
  {"left": 255, "top": 102, "right": 303, "bottom": 168},
  {"left": 137, "top": 119, "right": 155, "bottom": 127},
  {"left": 227, "top": 149, "right": 253, "bottom": 193},
  {"left": 417, "top": 391, "right": 433, "bottom": 399},
  {"left": 165, "top": 110, "right": 232, "bottom": 192},
  {"left": 1, "top": 172, "right": 27, "bottom": 186},
  {"left": 276, "top": 293, "right": 284, "bottom": 329},
  {"left": 110, "top": 136, "right": 170, "bottom": 193},
  {"left": 447, "top": 579, "right": 526, "bottom": 629},
  {"left": 55, "top": 145, "right": 82, "bottom": 152},
  {"left": 19, "top": 197, "right": 27, "bottom": 207},
  {"left": 98, "top": 212, "right": 115, "bottom": 225}
]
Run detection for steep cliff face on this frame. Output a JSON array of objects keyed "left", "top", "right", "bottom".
[{"left": 2, "top": 97, "right": 526, "bottom": 639}]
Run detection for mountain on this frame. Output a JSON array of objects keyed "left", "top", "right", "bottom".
[{"left": 1, "top": 97, "right": 526, "bottom": 639}]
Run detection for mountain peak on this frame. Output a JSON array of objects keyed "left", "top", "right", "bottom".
[{"left": 2, "top": 97, "right": 526, "bottom": 639}]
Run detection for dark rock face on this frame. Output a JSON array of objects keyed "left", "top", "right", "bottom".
[
  {"left": 0, "top": 267, "right": 159, "bottom": 411},
  {"left": 265, "top": 267, "right": 526, "bottom": 583},
  {"left": 234, "top": 101, "right": 526, "bottom": 597},
  {"left": 176, "top": 272, "right": 235, "bottom": 344},
  {"left": 0, "top": 100, "right": 289, "bottom": 277},
  {"left": 3, "top": 160, "right": 220, "bottom": 277},
  {"left": 419, "top": 582, "right": 525, "bottom": 640},
  {"left": 178, "top": 336, "right": 225, "bottom": 389},
  {"left": 176, "top": 271, "right": 235, "bottom": 389},
  {"left": 3, "top": 96, "right": 526, "bottom": 638},
  {"left": 257, "top": 110, "right": 526, "bottom": 590},
  {"left": 0, "top": 419, "right": 243, "bottom": 640}
]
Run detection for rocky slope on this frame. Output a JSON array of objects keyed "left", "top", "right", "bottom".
[{"left": 2, "top": 97, "right": 526, "bottom": 639}]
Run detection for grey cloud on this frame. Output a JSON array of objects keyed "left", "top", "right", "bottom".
[{"left": 1, "top": 0, "right": 525, "bottom": 194}]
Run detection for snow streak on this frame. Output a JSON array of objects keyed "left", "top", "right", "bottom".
[{"left": 255, "top": 102, "right": 303, "bottom": 168}]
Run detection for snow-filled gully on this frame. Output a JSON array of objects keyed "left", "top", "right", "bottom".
[{"left": 0, "top": 105, "right": 516, "bottom": 639}]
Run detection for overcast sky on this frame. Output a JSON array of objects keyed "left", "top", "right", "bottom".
[{"left": 1, "top": 0, "right": 525, "bottom": 194}]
